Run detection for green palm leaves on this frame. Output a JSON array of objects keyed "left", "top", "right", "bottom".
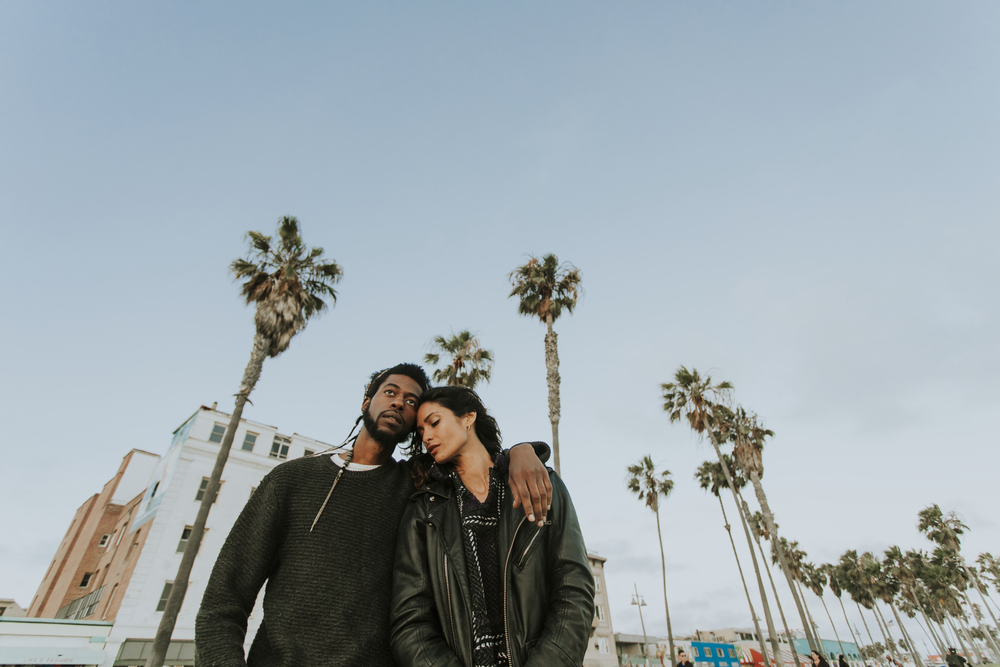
[
  {"left": 627, "top": 455, "right": 674, "bottom": 512},
  {"left": 231, "top": 216, "right": 342, "bottom": 359},
  {"left": 508, "top": 253, "right": 582, "bottom": 324},
  {"left": 424, "top": 330, "right": 494, "bottom": 389}
]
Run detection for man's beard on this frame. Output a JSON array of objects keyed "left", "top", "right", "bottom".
[{"left": 361, "top": 406, "right": 411, "bottom": 449}]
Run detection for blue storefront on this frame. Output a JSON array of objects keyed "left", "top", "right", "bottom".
[{"left": 692, "top": 641, "right": 742, "bottom": 667}]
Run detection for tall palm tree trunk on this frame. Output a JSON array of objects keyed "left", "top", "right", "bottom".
[
  {"left": 922, "top": 613, "right": 948, "bottom": 657},
  {"left": 904, "top": 588, "right": 947, "bottom": 656},
  {"left": 912, "top": 609, "right": 945, "bottom": 656},
  {"left": 873, "top": 603, "right": 901, "bottom": 663},
  {"left": 797, "top": 580, "right": 822, "bottom": 651},
  {"left": 946, "top": 616, "right": 973, "bottom": 663},
  {"left": 747, "top": 514, "right": 801, "bottom": 667},
  {"left": 889, "top": 600, "right": 924, "bottom": 666},
  {"left": 819, "top": 595, "right": 846, "bottom": 659},
  {"left": 957, "top": 613, "right": 990, "bottom": 664},
  {"left": 654, "top": 504, "right": 676, "bottom": 663},
  {"left": 146, "top": 333, "right": 269, "bottom": 667},
  {"left": 963, "top": 571, "right": 1000, "bottom": 662},
  {"left": 856, "top": 602, "right": 882, "bottom": 665},
  {"left": 709, "top": 439, "right": 785, "bottom": 667},
  {"left": 717, "top": 496, "right": 771, "bottom": 664},
  {"left": 747, "top": 470, "right": 819, "bottom": 653},
  {"left": 543, "top": 314, "right": 561, "bottom": 475},
  {"left": 837, "top": 596, "right": 864, "bottom": 665}
]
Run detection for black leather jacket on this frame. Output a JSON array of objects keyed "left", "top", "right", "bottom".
[{"left": 390, "top": 469, "right": 595, "bottom": 667}]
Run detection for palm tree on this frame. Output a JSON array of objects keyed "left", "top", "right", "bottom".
[
  {"left": 874, "top": 549, "right": 925, "bottom": 667},
  {"left": 424, "top": 330, "right": 494, "bottom": 389},
  {"left": 626, "top": 455, "right": 676, "bottom": 663},
  {"left": 919, "top": 505, "right": 1000, "bottom": 661},
  {"left": 821, "top": 563, "right": 867, "bottom": 663},
  {"left": 747, "top": 511, "right": 801, "bottom": 667},
  {"left": 662, "top": 367, "right": 784, "bottom": 667},
  {"left": 838, "top": 550, "right": 885, "bottom": 666},
  {"left": 803, "top": 562, "right": 847, "bottom": 659},
  {"left": 508, "top": 254, "right": 581, "bottom": 475},
  {"left": 145, "top": 217, "right": 342, "bottom": 667},
  {"left": 695, "top": 458, "right": 773, "bottom": 665},
  {"left": 773, "top": 538, "right": 821, "bottom": 652},
  {"left": 730, "top": 406, "right": 819, "bottom": 654}
]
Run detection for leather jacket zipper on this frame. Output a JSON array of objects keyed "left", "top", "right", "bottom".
[
  {"left": 516, "top": 522, "right": 549, "bottom": 568},
  {"left": 503, "top": 515, "right": 527, "bottom": 667},
  {"left": 444, "top": 553, "right": 458, "bottom": 652}
]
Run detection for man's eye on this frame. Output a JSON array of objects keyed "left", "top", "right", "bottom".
[{"left": 406, "top": 399, "right": 416, "bottom": 406}]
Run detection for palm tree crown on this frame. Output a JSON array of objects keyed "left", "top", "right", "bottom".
[
  {"left": 508, "top": 253, "right": 582, "bottom": 324},
  {"left": 231, "top": 216, "right": 343, "bottom": 360},
  {"left": 424, "top": 330, "right": 494, "bottom": 389},
  {"left": 627, "top": 455, "right": 675, "bottom": 511}
]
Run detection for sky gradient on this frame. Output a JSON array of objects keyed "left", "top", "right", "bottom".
[{"left": 1, "top": 1, "right": 998, "bottom": 646}]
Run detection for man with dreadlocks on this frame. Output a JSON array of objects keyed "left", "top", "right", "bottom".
[{"left": 195, "top": 363, "right": 552, "bottom": 667}]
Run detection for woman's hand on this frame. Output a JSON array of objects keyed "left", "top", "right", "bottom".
[{"left": 508, "top": 443, "right": 552, "bottom": 527}]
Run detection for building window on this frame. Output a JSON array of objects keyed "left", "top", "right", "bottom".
[
  {"left": 595, "top": 605, "right": 605, "bottom": 621},
  {"left": 195, "top": 478, "right": 222, "bottom": 503},
  {"left": 303, "top": 448, "right": 314, "bottom": 457},
  {"left": 209, "top": 423, "right": 226, "bottom": 443},
  {"left": 177, "top": 526, "right": 192, "bottom": 553},
  {"left": 176, "top": 526, "right": 206, "bottom": 554},
  {"left": 241, "top": 432, "right": 258, "bottom": 452},
  {"left": 115, "top": 524, "right": 128, "bottom": 547},
  {"left": 98, "top": 534, "right": 110, "bottom": 547},
  {"left": 598, "top": 636, "right": 609, "bottom": 653},
  {"left": 717, "top": 649, "right": 725, "bottom": 658},
  {"left": 79, "top": 572, "right": 93, "bottom": 587},
  {"left": 270, "top": 435, "right": 290, "bottom": 460},
  {"left": 729, "top": 649, "right": 736, "bottom": 658},
  {"left": 594, "top": 577, "right": 601, "bottom": 592},
  {"left": 156, "top": 582, "right": 173, "bottom": 612},
  {"left": 692, "top": 648, "right": 700, "bottom": 658}
]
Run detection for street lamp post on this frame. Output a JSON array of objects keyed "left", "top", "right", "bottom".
[{"left": 633, "top": 583, "right": 650, "bottom": 667}]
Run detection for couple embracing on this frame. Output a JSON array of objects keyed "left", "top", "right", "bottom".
[{"left": 196, "top": 363, "right": 595, "bottom": 667}]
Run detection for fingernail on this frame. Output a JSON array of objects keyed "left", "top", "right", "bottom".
[
  {"left": 547, "top": 505, "right": 551, "bottom": 510},
  {"left": 528, "top": 514, "right": 535, "bottom": 522}
]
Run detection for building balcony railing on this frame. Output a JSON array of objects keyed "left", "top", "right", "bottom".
[{"left": 54, "top": 586, "right": 105, "bottom": 620}]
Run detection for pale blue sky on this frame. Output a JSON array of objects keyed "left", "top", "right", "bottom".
[{"left": 1, "top": 1, "right": 998, "bottom": 643}]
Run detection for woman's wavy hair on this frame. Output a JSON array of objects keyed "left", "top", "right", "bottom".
[{"left": 411, "top": 385, "right": 503, "bottom": 487}]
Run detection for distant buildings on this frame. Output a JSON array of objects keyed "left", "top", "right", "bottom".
[{"left": 0, "top": 601, "right": 26, "bottom": 618}]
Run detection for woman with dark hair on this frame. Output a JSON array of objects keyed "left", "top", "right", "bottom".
[
  {"left": 812, "top": 650, "right": 832, "bottom": 667},
  {"left": 390, "top": 385, "right": 595, "bottom": 667},
  {"left": 839, "top": 654, "right": 850, "bottom": 667}
]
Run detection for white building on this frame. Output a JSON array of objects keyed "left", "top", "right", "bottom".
[{"left": 103, "top": 405, "right": 332, "bottom": 666}]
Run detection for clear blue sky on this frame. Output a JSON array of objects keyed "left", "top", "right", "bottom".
[{"left": 2, "top": 1, "right": 997, "bottom": 643}]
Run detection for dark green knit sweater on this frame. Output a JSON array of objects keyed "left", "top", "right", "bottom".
[{"left": 195, "top": 454, "right": 415, "bottom": 667}]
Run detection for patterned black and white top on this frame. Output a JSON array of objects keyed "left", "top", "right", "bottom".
[{"left": 432, "top": 454, "right": 510, "bottom": 667}]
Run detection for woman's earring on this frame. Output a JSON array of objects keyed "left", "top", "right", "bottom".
[{"left": 466, "top": 425, "right": 470, "bottom": 430}]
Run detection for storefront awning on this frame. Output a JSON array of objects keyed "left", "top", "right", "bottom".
[{"left": 0, "top": 646, "right": 106, "bottom": 665}]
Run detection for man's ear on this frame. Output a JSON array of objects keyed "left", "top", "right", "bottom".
[{"left": 361, "top": 396, "right": 371, "bottom": 414}]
